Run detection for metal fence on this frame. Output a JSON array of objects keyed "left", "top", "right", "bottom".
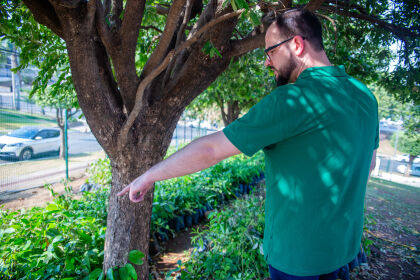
[{"left": 0, "top": 98, "right": 216, "bottom": 194}]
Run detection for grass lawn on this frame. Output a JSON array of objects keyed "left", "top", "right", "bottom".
[
  {"left": 352, "top": 177, "right": 420, "bottom": 279},
  {"left": 0, "top": 109, "right": 56, "bottom": 134}
]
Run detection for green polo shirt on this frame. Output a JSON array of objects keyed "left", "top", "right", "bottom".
[{"left": 223, "top": 66, "right": 379, "bottom": 276}]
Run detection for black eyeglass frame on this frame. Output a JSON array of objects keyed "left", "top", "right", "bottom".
[{"left": 264, "top": 36, "right": 306, "bottom": 61}]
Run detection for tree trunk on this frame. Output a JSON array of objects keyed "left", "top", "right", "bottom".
[
  {"left": 104, "top": 142, "right": 167, "bottom": 277},
  {"left": 220, "top": 100, "right": 240, "bottom": 126},
  {"left": 24, "top": 1, "right": 250, "bottom": 278},
  {"left": 56, "top": 108, "right": 65, "bottom": 159},
  {"left": 404, "top": 155, "right": 415, "bottom": 176}
]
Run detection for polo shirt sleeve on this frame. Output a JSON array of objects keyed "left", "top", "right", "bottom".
[
  {"left": 374, "top": 120, "right": 379, "bottom": 150},
  {"left": 373, "top": 96, "right": 380, "bottom": 150},
  {"left": 223, "top": 86, "right": 311, "bottom": 157}
]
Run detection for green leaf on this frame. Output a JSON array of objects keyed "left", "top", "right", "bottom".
[
  {"left": 235, "top": 0, "right": 248, "bottom": 10},
  {"left": 106, "top": 268, "right": 115, "bottom": 280},
  {"left": 128, "top": 250, "right": 145, "bottom": 265},
  {"left": 211, "top": 47, "right": 222, "bottom": 58},
  {"left": 125, "top": 263, "right": 137, "bottom": 280},
  {"left": 222, "top": 0, "right": 231, "bottom": 9},
  {"left": 46, "top": 203, "right": 59, "bottom": 211},
  {"left": 249, "top": 11, "right": 261, "bottom": 26},
  {"left": 231, "top": 0, "right": 238, "bottom": 11},
  {"left": 65, "top": 256, "right": 75, "bottom": 271},
  {"left": 118, "top": 266, "right": 130, "bottom": 280},
  {"left": 202, "top": 41, "right": 212, "bottom": 55}
]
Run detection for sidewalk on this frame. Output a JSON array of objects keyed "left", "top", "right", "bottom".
[
  {"left": 371, "top": 172, "right": 420, "bottom": 188},
  {"left": 0, "top": 151, "right": 105, "bottom": 194}
]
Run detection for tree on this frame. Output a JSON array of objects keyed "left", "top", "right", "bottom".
[
  {"left": 1, "top": 0, "right": 419, "bottom": 278},
  {"left": 186, "top": 49, "right": 273, "bottom": 126},
  {"left": 31, "top": 78, "right": 79, "bottom": 158},
  {"left": 392, "top": 132, "right": 420, "bottom": 176}
]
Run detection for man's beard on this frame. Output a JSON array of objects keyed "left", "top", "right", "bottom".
[{"left": 275, "top": 56, "right": 298, "bottom": 86}]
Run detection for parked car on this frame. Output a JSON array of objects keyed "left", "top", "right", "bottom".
[
  {"left": 396, "top": 162, "right": 420, "bottom": 176},
  {"left": 0, "top": 126, "right": 60, "bottom": 161},
  {"left": 411, "top": 164, "right": 420, "bottom": 177},
  {"left": 395, "top": 153, "right": 420, "bottom": 163}
]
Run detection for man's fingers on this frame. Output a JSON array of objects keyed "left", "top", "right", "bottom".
[
  {"left": 117, "top": 185, "right": 130, "bottom": 196},
  {"left": 132, "top": 192, "right": 145, "bottom": 203}
]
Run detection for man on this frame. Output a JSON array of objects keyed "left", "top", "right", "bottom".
[{"left": 118, "top": 8, "right": 379, "bottom": 280}]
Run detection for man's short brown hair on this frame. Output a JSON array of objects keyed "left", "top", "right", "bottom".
[{"left": 275, "top": 8, "right": 324, "bottom": 52}]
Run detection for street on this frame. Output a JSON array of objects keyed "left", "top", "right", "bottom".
[
  {"left": 0, "top": 130, "right": 102, "bottom": 164},
  {"left": 377, "top": 156, "right": 418, "bottom": 175}
]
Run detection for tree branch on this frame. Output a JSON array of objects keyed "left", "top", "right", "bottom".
[
  {"left": 111, "top": 0, "right": 123, "bottom": 28},
  {"left": 305, "top": 0, "right": 326, "bottom": 12},
  {"left": 155, "top": 5, "right": 169, "bottom": 15},
  {"left": 229, "top": 32, "right": 265, "bottom": 57},
  {"left": 320, "top": 5, "right": 420, "bottom": 40},
  {"left": 176, "top": 0, "right": 194, "bottom": 48},
  {"left": 120, "top": 8, "right": 246, "bottom": 145},
  {"left": 142, "top": 0, "right": 187, "bottom": 77},
  {"left": 118, "top": 50, "right": 175, "bottom": 147},
  {"left": 104, "top": 0, "right": 111, "bottom": 16},
  {"left": 316, "top": 12, "right": 337, "bottom": 53},
  {"left": 161, "top": 0, "right": 194, "bottom": 87},
  {"left": 95, "top": 0, "right": 114, "bottom": 53},
  {"left": 178, "top": 9, "right": 246, "bottom": 52},
  {"left": 120, "top": 0, "right": 147, "bottom": 49},
  {"left": 141, "top": 25, "right": 163, "bottom": 33},
  {"left": 49, "top": 0, "right": 83, "bottom": 8},
  {"left": 22, "top": 0, "right": 64, "bottom": 38}
]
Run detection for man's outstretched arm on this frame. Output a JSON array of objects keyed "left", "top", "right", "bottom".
[{"left": 117, "top": 130, "right": 241, "bottom": 202}]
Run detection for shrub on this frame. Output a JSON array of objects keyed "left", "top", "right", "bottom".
[
  {"left": 0, "top": 184, "right": 109, "bottom": 279},
  {"left": 180, "top": 192, "right": 269, "bottom": 279}
]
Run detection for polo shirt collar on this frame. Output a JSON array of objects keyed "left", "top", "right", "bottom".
[{"left": 296, "top": 65, "right": 348, "bottom": 82}]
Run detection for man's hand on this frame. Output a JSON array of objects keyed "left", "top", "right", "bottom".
[
  {"left": 116, "top": 131, "right": 240, "bottom": 203},
  {"left": 117, "top": 175, "right": 154, "bottom": 203}
]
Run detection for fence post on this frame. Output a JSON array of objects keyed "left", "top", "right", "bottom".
[
  {"left": 183, "top": 121, "right": 186, "bottom": 144},
  {"left": 190, "top": 126, "right": 193, "bottom": 141},
  {"left": 64, "top": 109, "right": 69, "bottom": 180},
  {"left": 175, "top": 125, "right": 178, "bottom": 150}
]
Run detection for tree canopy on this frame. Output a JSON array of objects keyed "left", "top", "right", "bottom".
[{"left": 1, "top": 0, "right": 419, "bottom": 277}]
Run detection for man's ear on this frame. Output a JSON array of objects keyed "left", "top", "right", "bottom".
[{"left": 292, "top": 36, "right": 305, "bottom": 56}]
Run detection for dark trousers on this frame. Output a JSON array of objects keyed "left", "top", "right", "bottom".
[{"left": 269, "top": 265, "right": 339, "bottom": 280}]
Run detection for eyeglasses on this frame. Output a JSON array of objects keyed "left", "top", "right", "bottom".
[{"left": 264, "top": 36, "right": 306, "bottom": 62}]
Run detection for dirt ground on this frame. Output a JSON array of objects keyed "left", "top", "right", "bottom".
[
  {"left": 352, "top": 178, "right": 420, "bottom": 280},
  {"left": 0, "top": 174, "right": 87, "bottom": 210},
  {"left": 1, "top": 177, "right": 418, "bottom": 279}
]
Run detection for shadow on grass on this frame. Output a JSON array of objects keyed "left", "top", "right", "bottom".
[{"left": 369, "top": 177, "right": 420, "bottom": 192}]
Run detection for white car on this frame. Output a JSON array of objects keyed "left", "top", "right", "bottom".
[
  {"left": 396, "top": 162, "right": 420, "bottom": 176},
  {"left": 395, "top": 153, "right": 420, "bottom": 163},
  {"left": 0, "top": 127, "right": 61, "bottom": 161}
]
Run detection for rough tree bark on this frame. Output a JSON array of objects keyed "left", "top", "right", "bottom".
[{"left": 21, "top": 0, "right": 419, "bottom": 278}]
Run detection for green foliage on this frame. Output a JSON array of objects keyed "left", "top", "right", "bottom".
[
  {"left": 185, "top": 49, "right": 273, "bottom": 125},
  {"left": 391, "top": 132, "right": 420, "bottom": 157},
  {"left": 0, "top": 151, "right": 264, "bottom": 279},
  {"left": 128, "top": 250, "right": 145, "bottom": 266},
  {"left": 180, "top": 192, "right": 268, "bottom": 279},
  {"left": 320, "top": 0, "right": 420, "bottom": 104},
  {"left": 151, "top": 152, "right": 264, "bottom": 235},
  {"left": 372, "top": 85, "right": 408, "bottom": 121},
  {"left": 362, "top": 212, "right": 377, "bottom": 257},
  {"left": 0, "top": 184, "right": 109, "bottom": 279},
  {"left": 0, "top": 0, "right": 77, "bottom": 109},
  {"left": 88, "top": 157, "right": 112, "bottom": 186},
  {"left": 202, "top": 41, "right": 222, "bottom": 58}
]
